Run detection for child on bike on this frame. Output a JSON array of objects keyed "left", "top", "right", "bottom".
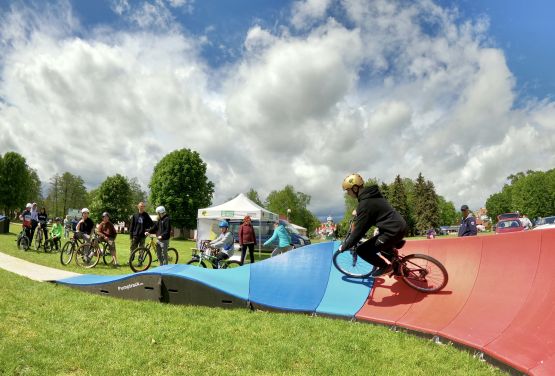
[
  {"left": 50, "top": 217, "right": 63, "bottom": 250},
  {"left": 75, "top": 208, "right": 94, "bottom": 241},
  {"left": 339, "top": 173, "right": 407, "bottom": 277},
  {"left": 98, "top": 212, "right": 119, "bottom": 267},
  {"left": 209, "top": 220, "right": 235, "bottom": 265},
  {"left": 145, "top": 206, "right": 171, "bottom": 266}
]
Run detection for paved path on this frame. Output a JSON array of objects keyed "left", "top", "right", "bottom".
[{"left": 0, "top": 252, "right": 80, "bottom": 282}]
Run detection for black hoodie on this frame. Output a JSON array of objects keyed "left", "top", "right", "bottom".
[{"left": 343, "top": 185, "right": 407, "bottom": 250}]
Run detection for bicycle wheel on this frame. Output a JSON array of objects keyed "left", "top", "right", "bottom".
[
  {"left": 223, "top": 260, "right": 242, "bottom": 269},
  {"left": 332, "top": 249, "right": 375, "bottom": 278},
  {"left": 18, "top": 236, "right": 30, "bottom": 251},
  {"left": 102, "top": 243, "right": 114, "bottom": 265},
  {"left": 75, "top": 244, "right": 100, "bottom": 268},
  {"left": 166, "top": 248, "right": 179, "bottom": 264},
  {"left": 60, "top": 241, "right": 74, "bottom": 265},
  {"left": 400, "top": 254, "right": 448, "bottom": 293},
  {"left": 129, "top": 247, "right": 152, "bottom": 273},
  {"left": 44, "top": 239, "right": 51, "bottom": 253},
  {"left": 186, "top": 258, "right": 207, "bottom": 268},
  {"left": 34, "top": 233, "right": 42, "bottom": 251}
]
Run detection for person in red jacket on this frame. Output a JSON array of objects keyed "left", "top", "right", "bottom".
[{"left": 238, "top": 216, "right": 257, "bottom": 264}]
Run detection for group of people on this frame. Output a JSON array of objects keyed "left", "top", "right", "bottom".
[{"left": 19, "top": 203, "right": 63, "bottom": 250}]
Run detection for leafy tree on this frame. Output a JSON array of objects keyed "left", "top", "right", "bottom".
[
  {"left": 413, "top": 173, "right": 440, "bottom": 234},
  {"left": 0, "top": 152, "right": 40, "bottom": 215},
  {"left": 89, "top": 174, "right": 133, "bottom": 223},
  {"left": 437, "top": 196, "right": 458, "bottom": 225},
  {"left": 265, "top": 185, "right": 320, "bottom": 233},
  {"left": 45, "top": 172, "right": 88, "bottom": 217},
  {"left": 149, "top": 149, "right": 214, "bottom": 230},
  {"left": 128, "top": 177, "right": 147, "bottom": 206},
  {"left": 246, "top": 188, "right": 264, "bottom": 207},
  {"left": 389, "top": 175, "right": 411, "bottom": 234},
  {"left": 511, "top": 171, "right": 554, "bottom": 218},
  {"left": 485, "top": 186, "right": 512, "bottom": 221}
]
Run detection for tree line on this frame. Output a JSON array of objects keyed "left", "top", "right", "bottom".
[{"left": 485, "top": 169, "right": 555, "bottom": 221}]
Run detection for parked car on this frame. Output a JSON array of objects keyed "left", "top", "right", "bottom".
[
  {"left": 495, "top": 218, "right": 525, "bottom": 234},
  {"left": 533, "top": 216, "right": 555, "bottom": 230},
  {"left": 497, "top": 212, "right": 520, "bottom": 221}
]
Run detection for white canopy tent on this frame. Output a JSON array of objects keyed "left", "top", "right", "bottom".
[{"left": 196, "top": 193, "right": 279, "bottom": 252}]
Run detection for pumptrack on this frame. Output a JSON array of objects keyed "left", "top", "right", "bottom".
[{"left": 56, "top": 229, "right": 555, "bottom": 375}]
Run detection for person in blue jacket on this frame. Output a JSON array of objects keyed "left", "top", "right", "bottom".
[
  {"left": 458, "top": 205, "right": 478, "bottom": 237},
  {"left": 264, "top": 220, "right": 292, "bottom": 257}
]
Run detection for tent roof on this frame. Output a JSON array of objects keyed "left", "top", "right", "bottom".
[{"left": 197, "top": 193, "right": 278, "bottom": 221}]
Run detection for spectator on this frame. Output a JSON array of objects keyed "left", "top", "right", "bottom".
[
  {"left": 30, "top": 202, "right": 39, "bottom": 241},
  {"left": 426, "top": 228, "right": 436, "bottom": 239},
  {"left": 129, "top": 202, "right": 154, "bottom": 253},
  {"left": 238, "top": 215, "right": 256, "bottom": 264},
  {"left": 458, "top": 205, "right": 477, "bottom": 237},
  {"left": 98, "top": 212, "right": 119, "bottom": 267},
  {"left": 37, "top": 207, "right": 49, "bottom": 242},
  {"left": 19, "top": 203, "right": 33, "bottom": 240},
  {"left": 63, "top": 215, "right": 71, "bottom": 238},
  {"left": 71, "top": 216, "right": 78, "bottom": 231},
  {"left": 50, "top": 217, "right": 63, "bottom": 250},
  {"left": 520, "top": 214, "right": 533, "bottom": 230},
  {"left": 146, "top": 206, "right": 171, "bottom": 266},
  {"left": 264, "top": 220, "right": 292, "bottom": 257},
  {"left": 75, "top": 208, "right": 94, "bottom": 241},
  {"left": 209, "top": 220, "right": 235, "bottom": 265}
]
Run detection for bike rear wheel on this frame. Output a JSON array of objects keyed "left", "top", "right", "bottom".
[
  {"left": 186, "top": 258, "right": 207, "bottom": 268},
  {"left": 60, "top": 241, "right": 74, "bottom": 265},
  {"left": 223, "top": 260, "right": 242, "bottom": 269},
  {"left": 75, "top": 244, "right": 100, "bottom": 268},
  {"left": 44, "top": 239, "right": 52, "bottom": 253},
  {"left": 332, "top": 249, "right": 375, "bottom": 278},
  {"left": 167, "top": 248, "right": 179, "bottom": 264},
  {"left": 129, "top": 247, "right": 152, "bottom": 273},
  {"left": 400, "top": 254, "right": 448, "bottom": 293},
  {"left": 34, "top": 233, "right": 42, "bottom": 251},
  {"left": 17, "top": 236, "right": 30, "bottom": 251}
]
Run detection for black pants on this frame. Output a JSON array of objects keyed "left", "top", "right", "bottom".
[
  {"left": 30, "top": 220, "right": 38, "bottom": 241},
  {"left": 356, "top": 233, "right": 403, "bottom": 268},
  {"left": 52, "top": 236, "right": 61, "bottom": 250},
  {"left": 130, "top": 236, "right": 146, "bottom": 251},
  {"left": 240, "top": 243, "right": 255, "bottom": 264}
]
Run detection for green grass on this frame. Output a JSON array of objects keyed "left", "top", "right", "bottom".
[{"left": 0, "top": 268, "right": 505, "bottom": 375}]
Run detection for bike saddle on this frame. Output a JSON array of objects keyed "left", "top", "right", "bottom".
[{"left": 395, "top": 240, "right": 406, "bottom": 249}]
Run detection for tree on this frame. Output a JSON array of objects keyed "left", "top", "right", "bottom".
[
  {"left": 0, "top": 152, "right": 40, "bottom": 215},
  {"left": 437, "top": 196, "right": 458, "bottom": 226},
  {"left": 45, "top": 172, "right": 88, "bottom": 217},
  {"left": 128, "top": 177, "right": 147, "bottom": 206},
  {"left": 89, "top": 174, "right": 133, "bottom": 223},
  {"left": 149, "top": 149, "right": 214, "bottom": 230},
  {"left": 265, "top": 185, "right": 319, "bottom": 233},
  {"left": 389, "top": 175, "right": 411, "bottom": 234},
  {"left": 246, "top": 188, "right": 264, "bottom": 207},
  {"left": 412, "top": 173, "right": 440, "bottom": 234}
]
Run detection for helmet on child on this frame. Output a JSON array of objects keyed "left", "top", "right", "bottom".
[
  {"left": 26, "top": 203, "right": 32, "bottom": 208},
  {"left": 219, "top": 220, "right": 229, "bottom": 228},
  {"left": 342, "top": 173, "right": 364, "bottom": 191},
  {"left": 81, "top": 208, "right": 90, "bottom": 214},
  {"left": 102, "top": 212, "right": 110, "bottom": 218},
  {"left": 155, "top": 206, "right": 166, "bottom": 214}
]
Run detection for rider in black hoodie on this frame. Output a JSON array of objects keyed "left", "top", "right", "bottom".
[{"left": 340, "top": 173, "right": 407, "bottom": 276}]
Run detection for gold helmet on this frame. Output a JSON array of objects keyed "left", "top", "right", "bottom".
[{"left": 342, "top": 173, "right": 364, "bottom": 191}]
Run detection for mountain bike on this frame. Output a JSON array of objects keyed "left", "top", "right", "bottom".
[
  {"left": 129, "top": 235, "right": 179, "bottom": 273},
  {"left": 16, "top": 228, "right": 31, "bottom": 251},
  {"left": 186, "top": 240, "right": 242, "bottom": 269},
  {"left": 333, "top": 220, "right": 448, "bottom": 293},
  {"left": 74, "top": 232, "right": 113, "bottom": 269},
  {"left": 34, "top": 223, "right": 49, "bottom": 251},
  {"left": 60, "top": 233, "right": 85, "bottom": 265}
]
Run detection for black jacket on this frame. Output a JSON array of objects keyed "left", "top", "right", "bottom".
[
  {"left": 458, "top": 214, "right": 477, "bottom": 236},
  {"left": 343, "top": 185, "right": 407, "bottom": 250},
  {"left": 129, "top": 212, "right": 154, "bottom": 238},
  {"left": 150, "top": 214, "right": 171, "bottom": 240}
]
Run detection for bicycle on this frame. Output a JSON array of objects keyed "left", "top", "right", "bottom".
[
  {"left": 129, "top": 235, "right": 179, "bottom": 273},
  {"left": 16, "top": 227, "right": 31, "bottom": 251},
  {"left": 60, "top": 232, "right": 86, "bottom": 265},
  {"left": 34, "top": 223, "right": 49, "bottom": 252},
  {"left": 332, "top": 220, "right": 448, "bottom": 293},
  {"left": 74, "top": 232, "right": 114, "bottom": 269},
  {"left": 186, "top": 240, "right": 242, "bottom": 269}
]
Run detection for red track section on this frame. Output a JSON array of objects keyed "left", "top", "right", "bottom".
[{"left": 355, "top": 229, "right": 555, "bottom": 375}]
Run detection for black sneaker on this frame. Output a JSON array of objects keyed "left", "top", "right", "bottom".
[{"left": 372, "top": 264, "right": 393, "bottom": 277}]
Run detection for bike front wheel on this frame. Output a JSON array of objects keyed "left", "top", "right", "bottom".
[
  {"left": 400, "top": 254, "right": 448, "bottom": 293},
  {"left": 60, "top": 241, "right": 74, "bottom": 265},
  {"left": 186, "top": 258, "right": 207, "bottom": 268},
  {"left": 129, "top": 247, "right": 152, "bottom": 273},
  {"left": 18, "top": 236, "right": 30, "bottom": 251},
  {"left": 222, "top": 260, "right": 242, "bottom": 269},
  {"left": 44, "top": 239, "right": 52, "bottom": 253},
  {"left": 102, "top": 243, "right": 114, "bottom": 265},
  {"left": 167, "top": 248, "right": 179, "bottom": 264},
  {"left": 75, "top": 244, "right": 100, "bottom": 269},
  {"left": 332, "top": 249, "right": 375, "bottom": 278}
]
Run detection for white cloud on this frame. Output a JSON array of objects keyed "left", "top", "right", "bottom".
[{"left": 1, "top": 0, "right": 555, "bottom": 220}]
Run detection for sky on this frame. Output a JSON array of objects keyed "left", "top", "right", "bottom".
[{"left": 0, "top": 0, "right": 554, "bottom": 221}]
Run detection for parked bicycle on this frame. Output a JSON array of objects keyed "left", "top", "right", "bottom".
[
  {"left": 74, "top": 232, "right": 115, "bottom": 269},
  {"left": 187, "top": 240, "right": 242, "bottom": 269},
  {"left": 60, "top": 233, "right": 85, "bottom": 265},
  {"left": 129, "top": 235, "right": 179, "bottom": 273},
  {"left": 332, "top": 219, "right": 448, "bottom": 293},
  {"left": 16, "top": 227, "right": 31, "bottom": 251}
]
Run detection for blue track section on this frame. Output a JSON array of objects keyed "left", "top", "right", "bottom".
[{"left": 55, "top": 242, "right": 373, "bottom": 318}]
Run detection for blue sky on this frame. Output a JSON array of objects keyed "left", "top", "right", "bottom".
[{"left": 1, "top": 0, "right": 554, "bottom": 220}]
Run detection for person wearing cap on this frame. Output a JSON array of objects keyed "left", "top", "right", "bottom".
[
  {"left": 98, "top": 212, "right": 119, "bottom": 266},
  {"left": 458, "top": 205, "right": 477, "bottom": 237},
  {"left": 75, "top": 208, "right": 95, "bottom": 241},
  {"left": 209, "top": 220, "right": 235, "bottom": 265},
  {"left": 129, "top": 202, "right": 154, "bottom": 253},
  {"left": 50, "top": 217, "right": 63, "bottom": 250},
  {"left": 145, "top": 206, "right": 171, "bottom": 265},
  {"left": 19, "top": 203, "right": 33, "bottom": 240},
  {"left": 238, "top": 215, "right": 257, "bottom": 264}
]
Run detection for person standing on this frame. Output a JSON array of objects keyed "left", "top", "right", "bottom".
[
  {"left": 98, "top": 212, "right": 119, "bottom": 266},
  {"left": 458, "top": 205, "right": 477, "bottom": 237},
  {"left": 238, "top": 216, "right": 256, "bottom": 264},
  {"left": 30, "top": 203, "right": 39, "bottom": 241},
  {"left": 50, "top": 217, "right": 63, "bottom": 250},
  {"left": 129, "top": 202, "right": 154, "bottom": 252},
  {"left": 19, "top": 203, "right": 33, "bottom": 240},
  {"left": 264, "top": 220, "right": 292, "bottom": 257},
  {"left": 520, "top": 214, "right": 533, "bottom": 230},
  {"left": 37, "top": 207, "right": 49, "bottom": 242},
  {"left": 63, "top": 215, "right": 71, "bottom": 238},
  {"left": 146, "top": 206, "right": 171, "bottom": 266}
]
